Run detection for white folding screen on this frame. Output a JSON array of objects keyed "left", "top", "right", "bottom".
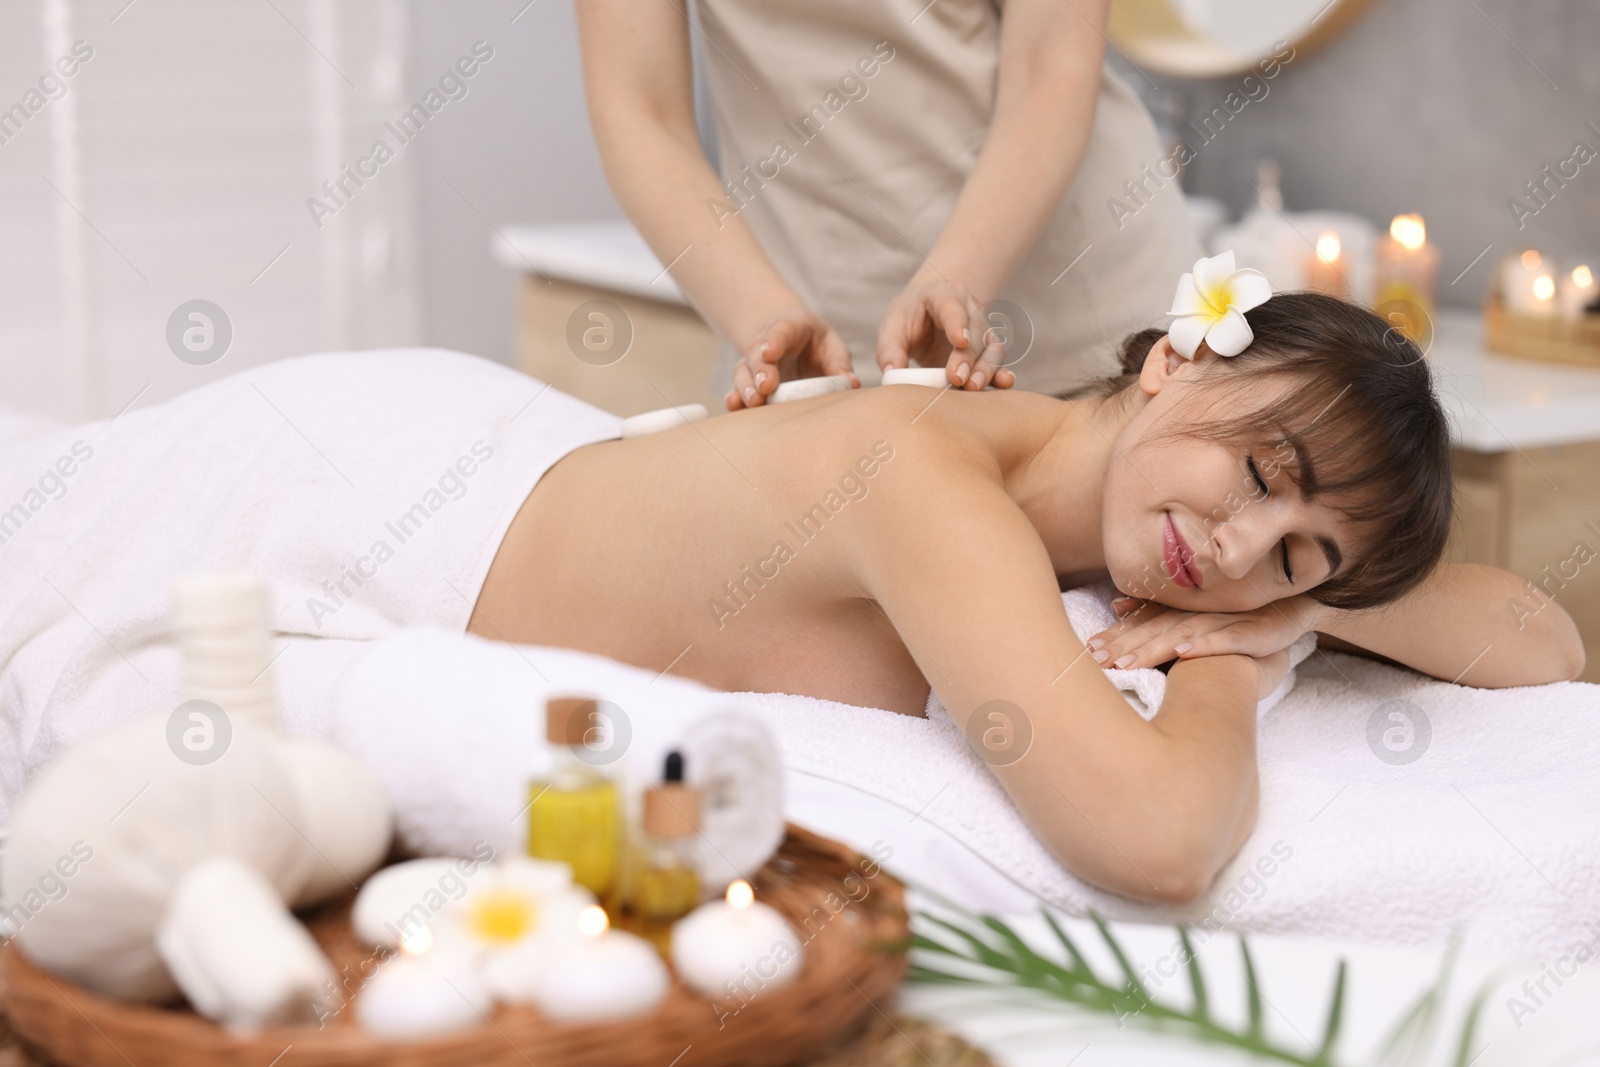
[{"left": 0, "top": 0, "right": 422, "bottom": 422}]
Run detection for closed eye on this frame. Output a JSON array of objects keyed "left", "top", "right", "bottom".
[
  {"left": 1248, "top": 457, "right": 1294, "bottom": 584},
  {"left": 1246, "top": 457, "right": 1269, "bottom": 496}
]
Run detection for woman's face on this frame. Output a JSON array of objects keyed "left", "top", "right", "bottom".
[{"left": 1100, "top": 337, "right": 1361, "bottom": 613}]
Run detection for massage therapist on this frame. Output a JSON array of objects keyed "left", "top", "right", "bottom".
[{"left": 575, "top": 0, "right": 1200, "bottom": 407}]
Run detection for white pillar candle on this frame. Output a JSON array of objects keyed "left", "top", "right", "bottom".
[
  {"left": 531, "top": 905, "right": 669, "bottom": 1023},
  {"left": 1560, "top": 264, "right": 1596, "bottom": 319},
  {"left": 356, "top": 929, "right": 492, "bottom": 1040},
  {"left": 1304, "top": 230, "right": 1348, "bottom": 299},
  {"left": 1503, "top": 249, "right": 1555, "bottom": 314},
  {"left": 669, "top": 879, "right": 804, "bottom": 998}
]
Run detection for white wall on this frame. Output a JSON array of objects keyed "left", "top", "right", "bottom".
[
  {"left": 404, "top": 0, "right": 624, "bottom": 368},
  {"left": 0, "top": 0, "right": 421, "bottom": 421}
]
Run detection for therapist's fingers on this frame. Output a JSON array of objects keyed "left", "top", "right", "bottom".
[
  {"left": 932, "top": 290, "right": 973, "bottom": 356},
  {"left": 965, "top": 305, "right": 1006, "bottom": 390},
  {"left": 876, "top": 299, "right": 928, "bottom": 373},
  {"left": 730, "top": 330, "right": 782, "bottom": 408},
  {"left": 815, "top": 325, "right": 858, "bottom": 381},
  {"left": 745, "top": 320, "right": 805, "bottom": 407},
  {"left": 728, "top": 344, "right": 762, "bottom": 409},
  {"left": 730, "top": 315, "right": 854, "bottom": 409}
]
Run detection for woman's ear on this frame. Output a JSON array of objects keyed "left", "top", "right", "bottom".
[{"left": 1137, "top": 334, "right": 1197, "bottom": 397}]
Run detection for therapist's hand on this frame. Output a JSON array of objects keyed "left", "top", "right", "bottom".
[
  {"left": 726, "top": 307, "right": 858, "bottom": 410},
  {"left": 876, "top": 280, "right": 1017, "bottom": 391}
]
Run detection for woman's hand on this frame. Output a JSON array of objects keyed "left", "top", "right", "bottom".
[
  {"left": 876, "top": 279, "right": 1018, "bottom": 391},
  {"left": 1085, "top": 594, "right": 1326, "bottom": 671},
  {"left": 725, "top": 308, "right": 858, "bottom": 410}
]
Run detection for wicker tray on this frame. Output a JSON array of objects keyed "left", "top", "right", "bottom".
[
  {"left": 1484, "top": 296, "right": 1600, "bottom": 369},
  {"left": 4, "top": 823, "right": 909, "bottom": 1067}
]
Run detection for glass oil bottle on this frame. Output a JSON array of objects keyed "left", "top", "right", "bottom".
[
  {"left": 623, "top": 750, "right": 702, "bottom": 952},
  {"left": 525, "top": 696, "right": 622, "bottom": 897}
]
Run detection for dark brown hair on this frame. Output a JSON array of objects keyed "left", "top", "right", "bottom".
[{"left": 1059, "top": 291, "right": 1455, "bottom": 612}]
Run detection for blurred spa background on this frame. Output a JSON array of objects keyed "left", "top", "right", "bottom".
[{"left": 3, "top": 0, "right": 1598, "bottom": 674}]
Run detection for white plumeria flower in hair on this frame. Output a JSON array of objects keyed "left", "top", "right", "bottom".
[{"left": 1166, "top": 251, "right": 1273, "bottom": 359}]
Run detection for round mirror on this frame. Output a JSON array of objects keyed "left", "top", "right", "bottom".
[{"left": 1108, "top": 0, "right": 1378, "bottom": 78}]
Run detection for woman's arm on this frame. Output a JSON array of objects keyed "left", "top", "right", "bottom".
[
  {"left": 876, "top": 0, "right": 1111, "bottom": 385},
  {"left": 1314, "top": 562, "right": 1585, "bottom": 687},
  {"left": 573, "top": 0, "right": 852, "bottom": 404},
  {"left": 1086, "top": 562, "right": 1585, "bottom": 688},
  {"left": 855, "top": 453, "right": 1270, "bottom": 903}
]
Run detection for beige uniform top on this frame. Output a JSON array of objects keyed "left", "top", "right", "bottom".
[{"left": 695, "top": 0, "right": 1201, "bottom": 396}]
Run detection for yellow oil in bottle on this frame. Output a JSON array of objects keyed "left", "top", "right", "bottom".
[
  {"left": 530, "top": 696, "right": 624, "bottom": 897},
  {"left": 525, "top": 774, "right": 621, "bottom": 896},
  {"left": 620, "top": 853, "right": 700, "bottom": 955},
  {"left": 619, "top": 750, "right": 704, "bottom": 954},
  {"left": 634, "top": 855, "right": 701, "bottom": 919}
]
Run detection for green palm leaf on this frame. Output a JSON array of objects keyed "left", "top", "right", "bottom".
[{"left": 901, "top": 889, "right": 1484, "bottom": 1067}]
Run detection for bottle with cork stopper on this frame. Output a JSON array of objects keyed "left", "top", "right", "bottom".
[
  {"left": 525, "top": 695, "right": 622, "bottom": 897},
  {"left": 622, "top": 750, "right": 702, "bottom": 951}
]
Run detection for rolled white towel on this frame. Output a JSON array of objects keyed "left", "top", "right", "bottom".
[
  {"left": 330, "top": 628, "right": 786, "bottom": 888},
  {"left": 675, "top": 711, "right": 786, "bottom": 888}
]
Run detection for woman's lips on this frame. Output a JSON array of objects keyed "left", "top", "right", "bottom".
[{"left": 1164, "top": 512, "right": 1201, "bottom": 589}]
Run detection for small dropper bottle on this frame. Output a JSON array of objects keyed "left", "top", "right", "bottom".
[
  {"left": 525, "top": 696, "right": 622, "bottom": 897},
  {"left": 626, "top": 750, "right": 702, "bottom": 949}
]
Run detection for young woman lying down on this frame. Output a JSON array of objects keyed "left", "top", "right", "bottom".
[
  {"left": 466, "top": 287, "right": 1580, "bottom": 902},
  {"left": 0, "top": 287, "right": 1581, "bottom": 905}
]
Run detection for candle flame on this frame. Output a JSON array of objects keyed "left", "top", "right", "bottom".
[
  {"left": 578, "top": 904, "right": 609, "bottom": 938},
  {"left": 1533, "top": 275, "right": 1556, "bottom": 301},
  {"left": 726, "top": 879, "right": 754, "bottom": 910},
  {"left": 1315, "top": 231, "right": 1341, "bottom": 264},
  {"left": 1521, "top": 249, "right": 1542, "bottom": 270},
  {"left": 1389, "top": 214, "right": 1426, "bottom": 252},
  {"left": 399, "top": 923, "right": 434, "bottom": 956},
  {"left": 1574, "top": 265, "right": 1594, "bottom": 288}
]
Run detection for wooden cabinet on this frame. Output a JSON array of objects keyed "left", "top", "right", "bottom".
[
  {"left": 514, "top": 276, "right": 722, "bottom": 417},
  {"left": 497, "top": 223, "right": 723, "bottom": 418},
  {"left": 1449, "top": 443, "right": 1600, "bottom": 682}
]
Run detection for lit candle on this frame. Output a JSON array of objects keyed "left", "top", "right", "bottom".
[
  {"left": 1304, "top": 230, "right": 1348, "bottom": 298},
  {"left": 1374, "top": 213, "right": 1439, "bottom": 344},
  {"left": 669, "top": 879, "right": 804, "bottom": 998},
  {"left": 1502, "top": 249, "right": 1552, "bottom": 314},
  {"left": 1530, "top": 272, "right": 1558, "bottom": 316},
  {"left": 531, "top": 905, "right": 670, "bottom": 1023},
  {"left": 1559, "top": 264, "right": 1597, "bottom": 318},
  {"left": 356, "top": 925, "right": 493, "bottom": 1039}
]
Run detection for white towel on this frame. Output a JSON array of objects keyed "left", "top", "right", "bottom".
[
  {"left": 329, "top": 628, "right": 787, "bottom": 890},
  {"left": 733, "top": 612, "right": 1600, "bottom": 959},
  {"left": 1061, "top": 578, "right": 1318, "bottom": 719},
  {"left": 0, "top": 350, "right": 621, "bottom": 827}
]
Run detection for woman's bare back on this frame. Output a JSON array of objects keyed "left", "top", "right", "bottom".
[{"left": 469, "top": 386, "right": 1069, "bottom": 715}]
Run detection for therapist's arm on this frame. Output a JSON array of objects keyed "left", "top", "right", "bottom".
[
  {"left": 877, "top": 0, "right": 1112, "bottom": 389},
  {"left": 574, "top": 0, "right": 855, "bottom": 409}
]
